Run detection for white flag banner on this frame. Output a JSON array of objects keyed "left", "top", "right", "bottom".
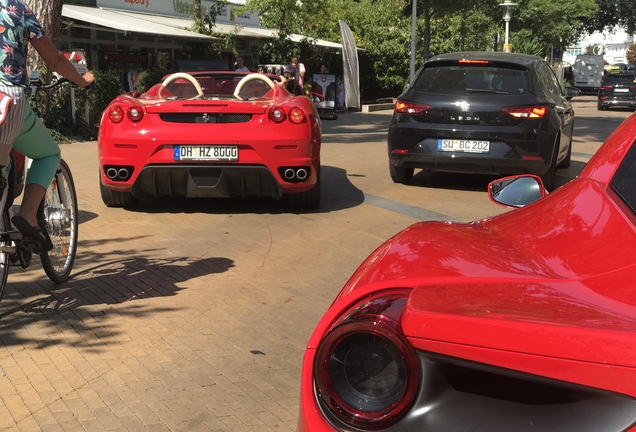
[{"left": 339, "top": 21, "right": 360, "bottom": 109}]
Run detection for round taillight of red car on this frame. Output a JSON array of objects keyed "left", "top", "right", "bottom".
[
  {"left": 127, "top": 105, "right": 144, "bottom": 122},
  {"left": 289, "top": 107, "right": 305, "bottom": 124},
  {"left": 314, "top": 292, "right": 419, "bottom": 430},
  {"left": 108, "top": 106, "right": 124, "bottom": 123},
  {"left": 269, "top": 107, "right": 286, "bottom": 123}
]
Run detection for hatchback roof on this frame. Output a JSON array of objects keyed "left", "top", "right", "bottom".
[{"left": 427, "top": 51, "right": 540, "bottom": 67}]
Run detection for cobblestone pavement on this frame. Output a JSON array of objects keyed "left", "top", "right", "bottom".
[{"left": 0, "top": 100, "right": 628, "bottom": 431}]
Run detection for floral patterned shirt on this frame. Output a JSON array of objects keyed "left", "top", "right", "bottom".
[{"left": 0, "top": 0, "right": 45, "bottom": 88}]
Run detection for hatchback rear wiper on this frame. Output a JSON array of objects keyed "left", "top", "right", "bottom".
[{"left": 466, "top": 88, "right": 510, "bottom": 95}]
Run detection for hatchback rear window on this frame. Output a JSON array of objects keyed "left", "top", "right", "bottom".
[
  {"left": 413, "top": 63, "right": 530, "bottom": 96},
  {"left": 604, "top": 75, "right": 636, "bottom": 86}
]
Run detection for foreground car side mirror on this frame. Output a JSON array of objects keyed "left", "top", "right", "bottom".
[
  {"left": 564, "top": 86, "right": 580, "bottom": 100},
  {"left": 488, "top": 175, "right": 547, "bottom": 208}
]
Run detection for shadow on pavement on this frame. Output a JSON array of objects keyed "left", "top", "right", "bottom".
[
  {"left": 119, "top": 165, "right": 365, "bottom": 215},
  {"left": 403, "top": 159, "right": 585, "bottom": 193},
  {"left": 0, "top": 255, "right": 234, "bottom": 349}
]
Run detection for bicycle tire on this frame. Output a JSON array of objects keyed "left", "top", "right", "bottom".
[
  {"left": 40, "top": 159, "right": 78, "bottom": 283},
  {"left": 0, "top": 211, "right": 11, "bottom": 300}
]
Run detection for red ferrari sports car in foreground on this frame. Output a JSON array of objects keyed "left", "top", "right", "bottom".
[
  {"left": 98, "top": 71, "right": 321, "bottom": 208},
  {"left": 298, "top": 112, "right": 636, "bottom": 430}
]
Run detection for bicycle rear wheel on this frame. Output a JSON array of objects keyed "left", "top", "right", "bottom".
[
  {"left": 40, "top": 159, "right": 78, "bottom": 283},
  {"left": 0, "top": 211, "right": 10, "bottom": 300}
]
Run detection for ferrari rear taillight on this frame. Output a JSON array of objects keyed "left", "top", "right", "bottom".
[
  {"left": 127, "top": 105, "right": 144, "bottom": 122},
  {"left": 270, "top": 106, "right": 306, "bottom": 124},
  {"left": 289, "top": 107, "right": 305, "bottom": 124},
  {"left": 395, "top": 101, "right": 431, "bottom": 114},
  {"left": 108, "top": 106, "right": 124, "bottom": 123},
  {"left": 502, "top": 106, "right": 547, "bottom": 118},
  {"left": 314, "top": 290, "right": 419, "bottom": 430},
  {"left": 269, "top": 107, "right": 286, "bottom": 123}
]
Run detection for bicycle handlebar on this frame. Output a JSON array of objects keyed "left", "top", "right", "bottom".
[
  {"left": 30, "top": 76, "right": 94, "bottom": 92},
  {"left": 32, "top": 77, "right": 70, "bottom": 91}
]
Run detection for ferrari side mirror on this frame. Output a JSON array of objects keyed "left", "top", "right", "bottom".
[{"left": 488, "top": 175, "right": 547, "bottom": 208}]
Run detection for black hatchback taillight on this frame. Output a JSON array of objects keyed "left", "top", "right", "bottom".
[
  {"left": 395, "top": 101, "right": 431, "bottom": 114},
  {"left": 314, "top": 290, "right": 419, "bottom": 430}
]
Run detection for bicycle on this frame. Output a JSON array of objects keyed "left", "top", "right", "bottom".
[{"left": 0, "top": 73, "right": 79, "bottom": 300}]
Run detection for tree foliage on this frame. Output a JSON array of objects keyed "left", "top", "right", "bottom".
[
  {"left": 511, "top": 0, "right": 597, "bottom": 53},
  {"left": 244, "top": 0, "right": 600, "bottom": 99},
  {"left": 626, "top": 43, "right": 636, "bottom": 65},
  {"left": 582, "top": 0, "right": 636, "bottom": 34}
]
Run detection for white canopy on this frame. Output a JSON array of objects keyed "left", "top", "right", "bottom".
[{"left": 62, "top": 5, "right": 343, "bottom": 49}]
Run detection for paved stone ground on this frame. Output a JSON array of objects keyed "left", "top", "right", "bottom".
[
  {"left": 0, "top": 110, "right": 421, "bottom": 432},
  {"left": 0, "top": 100, "right": 628, "bottom": 431}
]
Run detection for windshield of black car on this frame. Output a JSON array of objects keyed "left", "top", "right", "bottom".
[
  {"left": 412, "top": 63, "right": 530, "bottom": 96},
  {"left": 604, "top": 75, "right": 636, "bottom": 86}
]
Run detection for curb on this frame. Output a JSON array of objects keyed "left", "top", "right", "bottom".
[{"left": 361, "top": 103, "right": 395, "bottom": 113}]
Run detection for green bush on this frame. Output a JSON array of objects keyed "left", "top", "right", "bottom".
[
  {"left": 44, "top": 69, "right": 124, "bottom": 141},
  {"left": 135, "top": 69, "right": 171, "bottom": 93}
]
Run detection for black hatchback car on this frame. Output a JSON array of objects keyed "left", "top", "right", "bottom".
[
  {"left": 388, "top": 52, "right": 579, "bottom": 190},
  {"left": 598, "top": 71, "right": 636, "bottom": 111}
]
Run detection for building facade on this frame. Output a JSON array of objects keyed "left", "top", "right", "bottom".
[{"left": 60, "top": 0, "right": 340, "bottom": 72}]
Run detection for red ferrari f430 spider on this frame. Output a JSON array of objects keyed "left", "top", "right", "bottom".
[{"left": 98, "top": 71, "right": 321, "bottom": 208}]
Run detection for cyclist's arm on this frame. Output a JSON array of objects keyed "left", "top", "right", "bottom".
[{"left": 30, "top": 35, "right": 94, "bottom": 88}]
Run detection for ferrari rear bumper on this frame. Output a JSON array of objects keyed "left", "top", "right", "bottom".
[{"left": 130, "top": 165, "right": 284, "bottom": 199}]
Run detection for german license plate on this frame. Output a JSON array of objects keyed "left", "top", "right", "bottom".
[
  {"left": 438, "top": 139, "right": 490, "bottom": 153},
  {"left": 614, "top": 88, "right": 629, "bottom": 93},
  {"left": 174, "top": 145, "right": 238, "bottom": 161}
]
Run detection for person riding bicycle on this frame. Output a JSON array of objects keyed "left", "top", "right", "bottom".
[{"left": 0, "top": 0, "right": 94, "bottom": 253}]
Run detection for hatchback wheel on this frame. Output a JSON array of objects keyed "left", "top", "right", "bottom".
[
  {"left": 540, "top": 137, "right": 560, "bottom": 191},
  {"left": 390, "top": 165, "right": 414, "bottom": 184},
  {"left": 558, "top": 126, "right": 573, "bottom": 170}
]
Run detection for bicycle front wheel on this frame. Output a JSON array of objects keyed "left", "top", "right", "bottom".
[
  {"left": 0, "top": 210, "right": 11, "bottom": 300},
  {"left": 40, "top": 159, "right": 78, "bottom": 283}
]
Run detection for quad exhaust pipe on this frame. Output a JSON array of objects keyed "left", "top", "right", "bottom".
[
  {"left": 296, "top": 168, "right": 308, "bottom": 181},
  {"left": 282, "top": 167, "right": 309, "bottom": 182},
  {"left": 284, "top": 168, "right": 296, "bottom": 180},
  {"left": 106, "top": 166, "right": 132, "bottom": 181}
]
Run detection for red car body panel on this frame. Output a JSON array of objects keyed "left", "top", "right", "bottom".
[
  {"left": 300, "top": 112, "right": 636, "bottom": 430},
  {"left": 98, "top": 72, "right": 321, "bottom": 200}
]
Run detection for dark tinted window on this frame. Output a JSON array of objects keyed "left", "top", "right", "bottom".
[
  {"left": 604, "top": 75, "right": 636, "bottom": 86},
  {"left": 610, "top": 141, "right": 636, "bottom": 219},
  {"left": 536, "top": 61, "right": 562, "bottom": 96},
  {"left": 412, "top": 63, "right": 530, "bottom": 96}
]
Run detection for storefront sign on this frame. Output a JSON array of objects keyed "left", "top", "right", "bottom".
[
  {"left": 97, "top": 0, "right": 260, "bottom": 26},
  {"left": 63, "top": 50, "right": 88, "bottom": 75}
]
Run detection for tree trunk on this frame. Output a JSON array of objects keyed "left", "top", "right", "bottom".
[
  {"left": 422, "top": 7, "right": 431, "bottom": 62},
  {"left": 26, "top": 0, "right": 64, "bottom": 73}
]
